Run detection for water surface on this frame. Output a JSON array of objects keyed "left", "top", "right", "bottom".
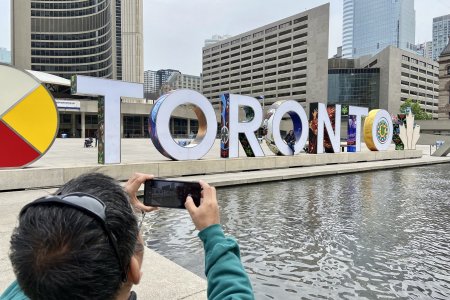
[{"left": 143, "top": 164, "right": 450, "bottom": 299}]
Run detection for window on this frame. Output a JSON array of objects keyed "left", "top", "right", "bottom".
[{"left": 447, "top": 65, "right": 450, "bottom": 75}]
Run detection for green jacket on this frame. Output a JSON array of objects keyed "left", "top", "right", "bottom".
[
  {"left": 199, "top": 224, "right": 254, "bottom": 300},
  {"left": 0, "top": 281, "right": 27, "bottom": 300},
  {"left": 1, "top": 224, "right": 254, "bottom": 300}
]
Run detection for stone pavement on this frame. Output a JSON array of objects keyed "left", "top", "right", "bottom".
[{"left": 1, "top": 139, "right": 449, "bottom": 299}]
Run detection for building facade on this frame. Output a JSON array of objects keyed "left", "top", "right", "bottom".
[
  {"left": 166, "top": 72, "right": 202, "bottom": 92},
  {"left": 342, "top": 0, "right": 415, "bottom": 58},
  {"left": 438, "top": 41, "right": 450, "bottom": 119},
  {"left": 432, "top": 14, "right": 450, "bottom": 61},
  {"left": 328, "top": 62, "right": 380, "bottom": 110},
  {"left": 416, "top": 41, "right": 433, "bottom": 60},
  {"left": 144, "top": 70, "right": 157, "bottom": 98},
  {"left": 12, "top": 0, "right": 143, "bottom": 83},
  {"left": 0, "top": 48, "right": 11, "bottom": 64},
  {"left": 360, "top": 46, "right": 439, "bottom": 118},
  {"left": 204, "top": 35, "right": 232, "bottom": 47},
  {"left": 144, "top": 69, "right": 180, "bottom": 99},
  {"left": 202, "top": 4, "right": 329, "bottom": 110}
]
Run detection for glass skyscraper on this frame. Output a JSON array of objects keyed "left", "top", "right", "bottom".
[
  {"left": 432, "top": 14, "right": 450, "bottom": 61},
  {"left": 342, "top": 0, "right": 416, "bottom": 58}
]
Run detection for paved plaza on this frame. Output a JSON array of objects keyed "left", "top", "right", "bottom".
[{"left": 1, "top": 138, "right": 449, "bottom": 299}]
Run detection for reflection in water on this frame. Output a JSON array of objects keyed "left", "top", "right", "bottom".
[{"left": 142, "top": 164, "right": 450, "bottom": 299}]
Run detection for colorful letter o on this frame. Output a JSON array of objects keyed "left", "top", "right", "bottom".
[
  {"left": 364, "top": 109, "right": 393, "bottom": 151},
  {"left": 264, "top": 100, "right": 308, "bottom": 155}
]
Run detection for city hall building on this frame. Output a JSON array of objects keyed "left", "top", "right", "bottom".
[
  {"left": 201, "top": 4, "right": 329, "bottom": 111},
  {"left": 12, "top": 0, "right": 143, "bottom": 83}
]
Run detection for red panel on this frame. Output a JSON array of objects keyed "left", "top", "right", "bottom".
[{"left": 0, "top": 121, "right": 40, "bottom": 168}]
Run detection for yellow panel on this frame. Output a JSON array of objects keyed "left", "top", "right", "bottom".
[
  {"left": 2, "top": 85, "right": 58, "bottom": 153},
  {"left": 363, "top": 109, "right": 378, "bottom": 151}
]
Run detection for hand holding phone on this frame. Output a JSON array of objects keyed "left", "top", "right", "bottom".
[
  {"left": 185, "top": 180, "right": 220, "bottom": 231},
  {"left": 144, "top": 179, "right": 201, "bottom": 209}
]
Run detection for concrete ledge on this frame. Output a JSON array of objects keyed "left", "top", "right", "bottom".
[{"left": 0, "top": 150, "right": 427, "bottom": 191}]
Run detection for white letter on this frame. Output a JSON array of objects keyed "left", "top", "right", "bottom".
[
  {"left": 348, "top": 106, "right": 369, "bottom": 152},
  {"left": 228, "top": 94, "right": 264, "bottom": 158},
  {"left": 317, "top": 103, "right": 341, "bottom": 154},
  {"left": 71, "top": 75, "right": 143, "bottom": 164},
  {"left": 149, "top": 89, "right": 216, "bottom": 160}
]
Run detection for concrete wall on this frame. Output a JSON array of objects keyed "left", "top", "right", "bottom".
[
  {"left": 121, "top": 0, "right": 144, "bottom": 83},
  {"left": 11, "top": 0, "right": 31, "bottom": 69}
]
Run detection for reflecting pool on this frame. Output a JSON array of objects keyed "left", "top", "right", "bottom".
[{"left": 142, "top": 164, "right": 450, "bottom": 299}]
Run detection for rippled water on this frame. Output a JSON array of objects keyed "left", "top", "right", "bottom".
[{"left": 142, "top": 164, "right": 450, "bottom": 299}]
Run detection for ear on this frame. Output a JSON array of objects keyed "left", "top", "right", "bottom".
[{"left": 128, "top": 255, "right": 142, "bottom": 285}]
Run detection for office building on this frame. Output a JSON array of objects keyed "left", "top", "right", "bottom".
[
  {"left": 361, "top": 46, "right": 439, "bottom": 118},
  {"left": 328, "top": 46, "right": 439, "bottom": 118},
  {"left": 328, "top": 59, "right": 380, "bottom": 110},
  {"left": 0, "top": 48, "right": 11, "bottom": 64},
  {"left": 438, "top": 41, "right": 450, "bottom": 119},
  {"left": 204, "top": 35, "right": 232, "bottom": 47},
  {"left": 416, "top": 41, "right": 433, "bottom": 60},
  {"left": 202, "top": 4, "right": 329, "bottom": 110},
  {"left": 166, "top": 72, "right": 202, "bottom": 92},
  {"left": 156, "top": 69, "right": 179, "bottom": 91},
  {"left": 342, "top": 0, "right": 415, "bottom": 58},
  {"left": 144, "top": 69, "right": 180, "bottom": 99},
  {"left": 432, "top": 14, "right": 450, "bottom": 61},
  {"left": 144, "top": 70, "right": 157, "bottom": 98},
  {"left": 12, "top": 0, "right": 143, "bottom": 83}
]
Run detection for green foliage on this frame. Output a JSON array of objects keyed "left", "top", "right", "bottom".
[{"left": 400, "top": 99, "right": 432, "bottom": 120}]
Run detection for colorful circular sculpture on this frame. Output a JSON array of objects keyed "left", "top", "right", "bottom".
[
  {"left": 376, "top": 119, "right": 389, "bottom": 144},
  {"left": 0, "top": 64, "right": 59, "bottom": 168},
  {"left": 363, "top": 109, "right": 393, "bottom": 151}
]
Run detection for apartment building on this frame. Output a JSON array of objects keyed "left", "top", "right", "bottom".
[{"left": 201, "top": 4, "right": 329, "bottom": 110}]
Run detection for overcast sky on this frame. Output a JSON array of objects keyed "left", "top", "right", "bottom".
[{"left": 1, "top": 0, "right": 449, "bottom": 75}]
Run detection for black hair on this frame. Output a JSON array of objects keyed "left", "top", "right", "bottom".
[{"left": 9, "top": 173, "right": 138, "bottom": 300}]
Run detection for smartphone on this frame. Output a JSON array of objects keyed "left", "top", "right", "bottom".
[{"left": 144, "top": 179, "right": 202, "bottom": 209}]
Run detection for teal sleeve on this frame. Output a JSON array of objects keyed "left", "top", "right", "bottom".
[
  {"left": 198, "top": 224, "right": 254, "bottom": 300},
  {"left": 0, "top": 281, "right": 29, "bottom": 300}
]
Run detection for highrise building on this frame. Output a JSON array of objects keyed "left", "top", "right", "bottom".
[
  {"left": 204, "top": 35, "right": 232, "bottom": 47},
  {"left": 12, "top": 0, "right": 143, "bottom": 83},
  {"left": 415, "top": 41, "right": 433, "bottom": 60},
  {"left": 144, "top": 69, "right": 180, "bottom": 99},
  {"left": 432, "top": 14, "right": 450, "bottom": 61},
  {"left": 342, "top": 0, "right": 416, "bottom": 58},
  {"left": 156, "top": 69, "right": 179, "bottom": 90},
  {"left": 0, "top": 48, "right": 11, "bottom": 64},
  {"left": 144, "top": 70, "right": 157, "bottom": 98},
  {"left": 202, "top": 4, "right": 329, "bottom": 110},
  {"left": 166, "top": 72, "right": 202, "bottom": 92},
  {"left": 330, "top": 46, "right": 439, "bottom": 118}
]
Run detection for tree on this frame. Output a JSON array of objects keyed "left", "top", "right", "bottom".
[{"left": 399, "top": 99, "right": 432, "bottom": 120}]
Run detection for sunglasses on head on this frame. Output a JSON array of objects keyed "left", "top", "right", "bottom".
[{"left": 20, "top": 192, "right": 128, "bottom": 282}]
